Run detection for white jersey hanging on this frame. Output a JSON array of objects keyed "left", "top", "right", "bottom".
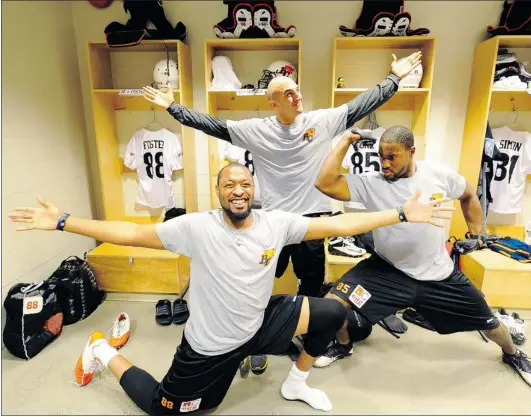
[
  {"left": 219, "top": 141, "right": 262, "bottom": 205},
  {"left": 124, "top": 128, "right": 183, "bottom": 209},
  {"left": 332, "top": 127, "right": 385, "bottom": 210},
  {"left": 490, "top": 126, "right": 531, "bottom": 214}
]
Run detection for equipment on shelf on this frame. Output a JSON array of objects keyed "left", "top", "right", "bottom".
[
  {"left": 104, "top": 0, "right": 186, "bottom": 47},
  {"left": 339, "top": 0, "right": 430, "bottom": 37},
  {"left": 487, "top": 0, "right": 531, "bottom": 37},
  {"left": 153, "top": 58, "right": 179, "bottom": 89},
  {"left": 398, "top": 56, "right": 423, "bottom": 88},
  {"left": 211, "top": 56, "right": 242, "bottom": 90},
  {"left": 213, "top": 0, "right": 296, "bottom": 39},
  {"left": 257, "top": 60, "right": 297, "bottom": 89}
]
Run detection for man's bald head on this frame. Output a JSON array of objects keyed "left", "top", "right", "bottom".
[
  {"left": 266, "top": 76, "right": 303, "bottom": 121},
  {"left": 267, "top": 76, "right": 296, "bottom": 100}
]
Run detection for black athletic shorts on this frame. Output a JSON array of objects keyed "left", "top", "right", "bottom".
[
  {"left": 275, "top": 211, "right": 331, "bottom": 297},
  {"left": 150, "top": 295, "right": 303, "bottom": 415},
  {"left": 329, "top": 254, "right": 499, "bottom": 335}
]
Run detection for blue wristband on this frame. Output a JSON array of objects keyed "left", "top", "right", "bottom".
[{"left": 56, "top": 213, "right": 70, "bottom": 231}]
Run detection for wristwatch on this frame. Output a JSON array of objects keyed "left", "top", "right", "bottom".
[
  {"left": 396, "top": 206, "right": 408, "bottom": 222},
  {"left": 56, "top": 213, "right": 70, "bottom": 231}
]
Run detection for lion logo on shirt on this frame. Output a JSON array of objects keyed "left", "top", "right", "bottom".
[
  {"left": 260, "top": 248, "right": 275, "bottom": 265},
  {"left": 303, "top": 128, "right": 316, "bottom": 142}
]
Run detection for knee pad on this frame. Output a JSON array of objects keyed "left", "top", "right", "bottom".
[
  {"left": 346, "top": 310, "right": 372, "bottom": 343},
  {"left": 304, "top": 298, "right": 347, "bottom": 357}
]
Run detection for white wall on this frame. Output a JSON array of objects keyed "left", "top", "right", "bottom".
[
  {"left": 67, "top": 1, "right": 529, "bottom": 225},
  {"left": 2, "top": 2, "right": 96, "bottom": 306}
]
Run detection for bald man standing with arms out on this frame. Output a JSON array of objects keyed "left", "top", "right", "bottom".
[{"left": 143, "top": 52, "right": 422, "bottom": 372}]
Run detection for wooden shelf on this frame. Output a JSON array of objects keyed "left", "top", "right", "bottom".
[
  {"left": 205, "top": 38, "right": 302, "bottom": 209},
  {"left": 92, "top": 89, "right": 180, "bottom": 111},
  {"left": 88, "top": 39, "right": 197, "bottom": 224},
  {"left": 208, "top": 90, "right": 270, "bottom": 111},
  {"left": 450, "top": 36, "right": 530, "bottom": 238},
  {"left": 497, "top": 35, "right": 531, "bottom": 49},
  {"left": 88, "top": 39, "right": 183, "bottom": 53},
  {"left": 336, "top": 36, "right": 435, "bottom": 50},
  {"left": 205, "top": 38, "right": 300, "bottom": 51},
  {"left": 334, "top": 88, "right": 430, "bottom": 110},
  {"left": 490, "top": 89, "right": 531, "bottom": 111}
]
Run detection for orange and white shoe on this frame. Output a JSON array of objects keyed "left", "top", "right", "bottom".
[
  {"left": 109, "top": 312, "right": 131, "bottom": 349},
  {"left": 74, "top": 331, "right": 106, "bottom": 386}
]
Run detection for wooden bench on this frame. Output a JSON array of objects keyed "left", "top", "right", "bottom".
[
  {"left": 325, "top": 241, "right": 370, "bottom": 283},
  {"left": 86, "top": 243, "right": 299, "bottom": 296},
  {"left": 460, "top": 248, "right": 531, "bottom": 309}
]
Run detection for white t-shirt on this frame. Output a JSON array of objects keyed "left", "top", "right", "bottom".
[
  {"left": 219, "top": 141, "right": 262, "bottom": 205},
  {"left": 332, "top": 127, "right": 385, "bottom": 209},
  {"left": 344, "top": 161, "right": 466, "bottom": 281},
  {"left": 124, "top": 128, "right": 183, "bottom": 209},
  {"left": 490, "top": 126, "right": 531, "bottom": 214},
  {"left": 156, "top": 209, "right": 310, "bottom": 355}
]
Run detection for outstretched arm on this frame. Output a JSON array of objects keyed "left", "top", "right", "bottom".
[
  {"left": 345, "top": 52, "right": 422, "bottom": 127},
  {"left": 143, "top": 85, "right": 232, "bottom": 142},
  {"left": 9, "top": 198, "right": 165, "bottom": 250},
  {"left": 303, "top": 192, "right": 455, "bottom": 241}
]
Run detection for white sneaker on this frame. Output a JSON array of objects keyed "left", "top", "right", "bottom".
[
  {"left": 74, "top": 331, "right": 106, "bottom": 386},
  {"left": 328, "top": 237, "right": 366, "bottom": 258},
  {"left": 109, "top": 312, "right": 131, "bottom": 349},
  {"left": 511, "top": 313, "right": 526, "bottom": 345}
]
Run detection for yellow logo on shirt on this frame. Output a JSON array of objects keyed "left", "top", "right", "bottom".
[
  {"left": 303, "top": 128, "right": 316, "bottom": 142},
  {"left": 430, "top": 193, "right": 444, "bottom": 200},
  {"left": 430, "top": 193, "right": 444, "bottom": 208},
  {"left": 260, "top": 248, "right": 275, "bottom": 265}
]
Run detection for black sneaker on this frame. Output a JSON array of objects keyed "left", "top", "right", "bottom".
[
  {"left": 239, "top": 356, "right": 251, "bottom": 379},
  {"left": 502, "top": 349, "right": 531, "bottom": 387},
  {"left": 250, "top": 354, "right": 268, "bottom": 375},
  {"left": 313, "top": 342, "right": 353, "bottom": 368}
]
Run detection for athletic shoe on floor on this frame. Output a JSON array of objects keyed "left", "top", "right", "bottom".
[
  {"left": 109, "top": 312, "right": 131, "bottom": 349},
  {"left": 328, "top": 237, "right": 366, "bottom": 258},
  {"left": 239, "top": 356, "right": 251, "bottom": 379},
  {"left": 313, "top": 342, "right": 353, "bottom": 368},
  {"left": 511, "top": 313, "right": 526, "bottom": 345},
  {"left": 250, "top": 354, "right": 268, "bottom": 375},
  {"left": 502, "top": 349, "right": 531, "bottom": 387},
  {"left": 74, "top": 331, "right": 106, "bottom": 386}
]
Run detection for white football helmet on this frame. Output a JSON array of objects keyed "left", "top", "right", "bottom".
[
  {"left": 398, "top": 56, "right": 423, "bottom": 88},
  {"left": 153, "top": 59, "right": 179, "bottom": 89},
  {"left": 267, "top": 60, "right": 298, "bottom": 83}
]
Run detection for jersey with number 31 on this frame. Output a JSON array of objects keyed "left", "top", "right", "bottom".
[
  {"left": 124, "top": 128, "right": 183, "bottom": 209},
  {"left": 333, "top": 127, "right": 385, "bottom": 209},
  {"left": 490, "top": 126, "right": 531, "bottom": 214}
]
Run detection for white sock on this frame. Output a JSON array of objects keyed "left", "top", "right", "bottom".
[
  {"left": 280, "top": 364, "right": 332, "bottom": 412},
  {"left": 93, "top": 342, "right": 119, "bottom": 368}
]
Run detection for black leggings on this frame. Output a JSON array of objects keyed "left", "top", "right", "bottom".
[
  {"left": 120, "top": 366, "right": 158, "bottom": 414},
  {"left": 120, "top": 367, "right": 216, "bottom": 416}
]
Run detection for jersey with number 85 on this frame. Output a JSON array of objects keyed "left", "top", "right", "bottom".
[{"left": 333, "top": 127, "right": 385, "bottom": 210}]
